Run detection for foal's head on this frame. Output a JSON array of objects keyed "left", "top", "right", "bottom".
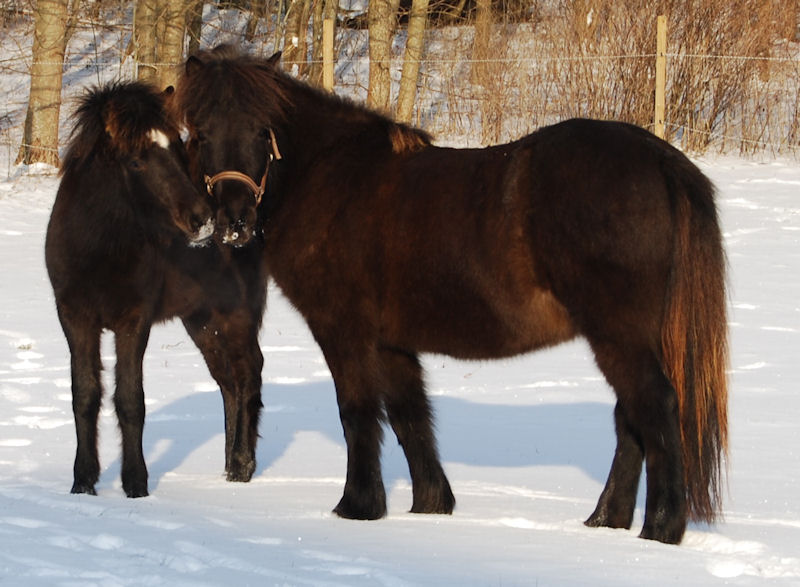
[
  {"left": 64, "top": 82, "right": 214, "bottom": 245},
  {"left": 173, "top": 45, "right": 286, "bottom": 247}
]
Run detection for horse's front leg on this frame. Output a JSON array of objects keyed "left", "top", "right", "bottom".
[
  {"left": 58, "top": 306, "right": 103, "bottom": 495},
  {"left": 317, "top": 337, "right": 386, "bottom": 520},
  {"left": 381, "top": 348, "right": 454, "bottom": 515},
  {"left": 183, "top": 311, "right": 263, "bottom": 482},
  {"left": 113, "top": 316, "right": 152, "bottom": 497}
]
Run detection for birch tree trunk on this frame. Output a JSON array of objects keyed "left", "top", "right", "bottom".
[
  {"left": 283, "top": 0, "right": 312, "bottom": 76},
  {"left": 367, "top": 0, "right": 399, "bottom": 113},
  {"left": 156, "top": 0, "right": 189, "bottom": 89},
  {"left": 16, "top": 0, "right": 69, "bottom": 166},
  {"left": 308, "top": 0, "right": 325, "bottom": 86},
  {"left": 396, "top": 0, "right": 428, "bottom": 123},
  {"left": 134, "top": 0, "right": 158, "bottom": 82}
]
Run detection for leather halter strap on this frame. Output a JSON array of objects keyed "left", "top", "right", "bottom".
[{"left": 203, "top": 128, "right": 282, "bottom": 206}]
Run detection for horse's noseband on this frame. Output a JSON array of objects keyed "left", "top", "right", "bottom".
[{"left": 203, "top": 128, "right": 282, "bottom": 206}]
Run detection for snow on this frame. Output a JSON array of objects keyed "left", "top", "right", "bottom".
[{"left": 1, "top": 147, "right": 799, "bottom": 585}]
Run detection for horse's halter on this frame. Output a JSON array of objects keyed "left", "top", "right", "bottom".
[{"left": 203, "top": 128, "right": 282, "bottom": 206}]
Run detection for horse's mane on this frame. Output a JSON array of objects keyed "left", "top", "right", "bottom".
[
  {"left": 61, "top": 81, "right": 176, "bottom": 177},
  {"left": 174, "top": 44, "right": 432, "bottom": 155}
]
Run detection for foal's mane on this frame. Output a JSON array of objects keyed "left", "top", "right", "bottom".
[
  {"left": 61, "top": 81, "right": 176, "bottom": 177},
  {"left": 174, "top": 44, "right": 432, "bottom": 155}
]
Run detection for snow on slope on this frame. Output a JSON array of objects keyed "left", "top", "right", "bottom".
[{"left": 0, "top": 153, "right": 799, "bottom": 585}]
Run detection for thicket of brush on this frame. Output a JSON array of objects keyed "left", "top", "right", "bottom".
[
  {"left": 367, "top": 0, "right": 799, "bottom": 154},
  {"left": 3, "top": 0, "right": 799, "bottom": 155}
]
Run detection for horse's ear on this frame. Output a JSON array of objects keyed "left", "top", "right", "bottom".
[
  {"left": 185, "top": 55, "right": 204, "bottom": 77},
  {"left": 266, "top": 51, "right": 282, "bottom": 68},
  {"left": 162, "top": 86, "right": 175, "bottom": 96}
]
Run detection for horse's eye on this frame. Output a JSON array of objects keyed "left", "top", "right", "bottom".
[
  {"left": 129, "top": 158, "right": 145, "bottom": 171},
  {"left": 194, "top": 131, "right": 207, "bottom": 143}
]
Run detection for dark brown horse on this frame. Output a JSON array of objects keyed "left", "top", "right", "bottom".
[
  {"left": 46, "top": 81, "right": 267, "bottom": 498},
  {"left": 173, "top": 46, "right": 728, "bottom": 544}
]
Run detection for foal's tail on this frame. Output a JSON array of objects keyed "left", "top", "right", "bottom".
[{"left": 660, "top": 154, "right": 729, "bottom": 524}]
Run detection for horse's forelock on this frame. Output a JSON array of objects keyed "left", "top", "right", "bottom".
[
  {"left": 174, "top": 49, "right": 290, "bottom": 131},
  {"left": 63, "top": 82, "right": 175, "bottom": 174}
]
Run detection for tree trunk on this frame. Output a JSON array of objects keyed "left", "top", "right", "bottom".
[
  {"left": 396, "top": 0, "right": 428, "bottom": 123},
  {"left": 134, "top": 0, "right": 158, "bottom": 82},
  {"left": 156, "top": 0, "right": 189, "bottom": 89},
  {"left": 367, "top": 0, "right": 399, "bottom": 113},
  {"left": 16, "top": 0, "right": 69, "bottom": 167},
  {"left": 187, "top": 1, "right": 204, "bottom": 55},
  {"left": 308, "top": 0, "right": 325, "bottom": 86},
  {"left": 283, "top": 0, "right": 312, "bottom": 76}
]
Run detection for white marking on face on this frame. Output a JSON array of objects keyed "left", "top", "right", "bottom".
[{"left": 148, "top": 129, "right": 171, "bottom": 149}]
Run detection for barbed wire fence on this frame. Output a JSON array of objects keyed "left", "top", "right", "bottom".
[{"left": 1, "top": 7, "right": 799, "bottom": 177}]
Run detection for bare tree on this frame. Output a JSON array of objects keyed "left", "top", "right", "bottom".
[
  {"left": 134, "top": 0, "right": 158, "bottom": 82},
  {"left": 283, "top": 0, "right": 312, "bottom": 76},
  {"left": 396, "top": 0, "right": 429, "bottom": 122},
  {"left": 187, "top": 1, "right": 204, "bottom": 54},
  {"left": 17, "top": 0, "right": 69, "bottom": 166},
  {"left": 134, "top": 0, "right": 191, "bottom": 89},
  {"left": 157, "top": 0, "right": 191, "bottom": 89},
  {"left": 367, "top": 0, "right": 400, "bottom": 113}
]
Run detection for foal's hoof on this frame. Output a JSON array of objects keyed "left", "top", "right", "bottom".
[
  {"left": 333, "top": 493, "right": 387, "bottom": 520},
  {"left": 71, "top": 482, "right": 97, "bottom": 496}
]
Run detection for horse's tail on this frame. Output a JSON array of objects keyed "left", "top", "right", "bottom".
[{"left": 660, "top": 154, "right": 728, "bottom": 523}]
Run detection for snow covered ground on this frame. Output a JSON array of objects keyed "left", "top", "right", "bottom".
[{"left": 1, "top": 149, "right": 799, "bottom": 585}]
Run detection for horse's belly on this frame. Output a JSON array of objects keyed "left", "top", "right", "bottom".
[{"left": 384, "top": 285, "right": 577, "bottom": 360}]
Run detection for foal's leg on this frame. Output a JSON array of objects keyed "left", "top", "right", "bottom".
[
  {"left": 183, "top": 311, "right": 263, "bottom": 482},
  {"left": 59, "top": 308, "right": 103, "bottom": 495},
  {"left": 584, "top": 402, "right": 643, "bottom": 530},
  {"left": 590, "top": 341, "right": 686, "bottom": 543},
  {"left": 380, "top": 348, "right": 455, "bottom": 514},
  {"left": 114, "top": 317, "right": 153, "bottom": 497}
]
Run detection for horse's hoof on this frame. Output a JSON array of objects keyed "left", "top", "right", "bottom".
[
  {"left": 333, "top": 494, "right": 387, "bottom": 520},
  {"left": 639, "top": 521, "right": 685, "bottom": 544},
  {"left": 124, "top": 485, "right": 149, "bottom": 498},
  {"left": 584, "top": 511, "right": 632, "bottom": 530},
  {"left": 410, "top": 483, "right": 456, "bottom": 515},
  {"left": 70, "top": 482, "right": 97, "bottom": 496},
  {"left": 226, "top": 460, "right": 256, "bottom": 482}
]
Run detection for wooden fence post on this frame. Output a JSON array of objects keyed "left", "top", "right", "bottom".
[
  {"left": 323, "top": 17, "right": 334, "bottom": 91},
  {"left": 654, "top": 14, "right": 667, "bottom": 139}
]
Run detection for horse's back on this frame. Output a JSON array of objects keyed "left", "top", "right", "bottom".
[{"left": 382, "top": 119, "right": 695, "bottom": 356}]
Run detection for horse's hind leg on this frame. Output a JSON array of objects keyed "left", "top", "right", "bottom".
[
  {"left": 584, "top": 402, "right": 643, "bottom": 530},
  {"left": 113, "top": 317, "right": 152, "bottom": 497},
  {"left": 589, "top": 341, "right": 686, "bottom": 543},
  {"left": 59, "top": 308, "right": 103, "bottom": 495},
  {"left": 380, "top": 348, "right": 455, "bottom": 514}
]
